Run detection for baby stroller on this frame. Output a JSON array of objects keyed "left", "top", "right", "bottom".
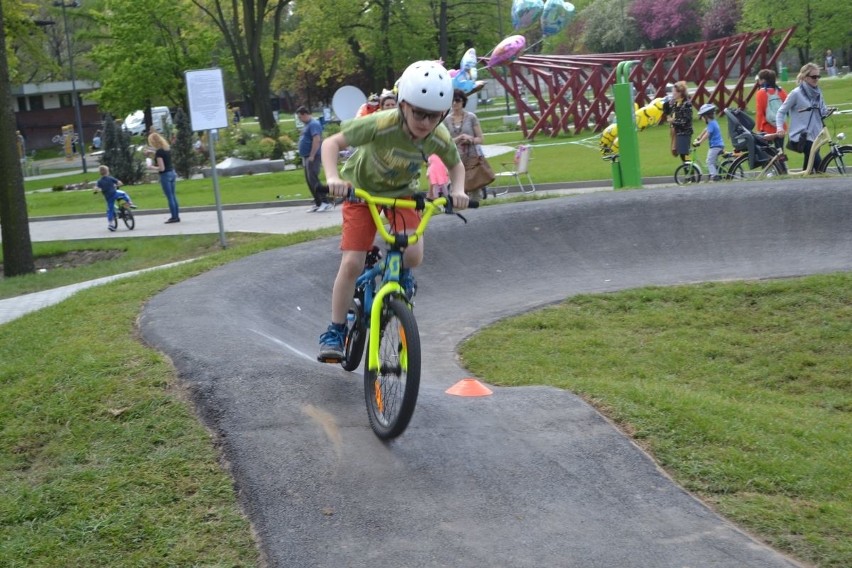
[{"left": 724, "top": 108, "right": 787, "bottom": 176}]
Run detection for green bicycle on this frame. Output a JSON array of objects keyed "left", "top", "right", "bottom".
[{"left": 324, "top": 187, "right": 475, "bottom": 439}]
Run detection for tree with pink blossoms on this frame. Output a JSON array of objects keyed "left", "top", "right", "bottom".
[
  {"left": 629, "top": 0, "right": 702, "bottom": 48},
  {"left": 702, "top": 0, "right": 742, "bottom": 40}
]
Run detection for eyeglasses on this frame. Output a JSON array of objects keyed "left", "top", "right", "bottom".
[
  {"left": 453, "top": 97, "right": 464, "bottom": 103},
  {"left": 408, "top": 106, "right": 443, "bottom": 122},
  {"left": 808, "top": 74, "right": 821, "bottom": 80}
]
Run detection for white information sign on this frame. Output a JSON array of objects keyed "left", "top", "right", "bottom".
[{"left": 185, "top": 68, "right": 228, "bottom": 131}]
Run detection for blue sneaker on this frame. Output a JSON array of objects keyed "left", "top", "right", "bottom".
[
  {"left": 317, "top": 323, "right": 345, "bottom": 362},
  {"left": 400, "top": 269, "right": 417, "bottom": 301}
]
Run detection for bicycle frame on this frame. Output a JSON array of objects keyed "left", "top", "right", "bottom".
[
  {"left": 785, "top": 107, "right": 847, "bottom": 176},
  {"left": 349, "top": 188, "right": 446, "bottom": 372}
]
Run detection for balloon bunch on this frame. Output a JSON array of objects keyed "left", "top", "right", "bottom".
[
  {"left": 511, "top": 0, "right": 575, "bottom": 38},
  {"left": 599, "top": 98, "right": 668, "bottom": 155}
]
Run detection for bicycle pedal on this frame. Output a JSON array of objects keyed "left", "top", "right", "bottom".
[{"left": 317, "top": 355, "right": 343, "bottom": 364}]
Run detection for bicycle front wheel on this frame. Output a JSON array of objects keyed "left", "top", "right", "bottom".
[
  {"left": 364, "top": 298, "right": 421, "bottom": 439},
  {"left": 122, "top": 208, "right": 135, "bottom": 230},
  {"left": 819, "top": 146, "right": 852, "bottom": 175},
  {"left": 674, "top": 163, "right": 701, "bottom": 185}
]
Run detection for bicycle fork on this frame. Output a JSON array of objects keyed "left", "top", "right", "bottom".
[{"left": 367, "top": 251, "right": 406, "bottom": 372}]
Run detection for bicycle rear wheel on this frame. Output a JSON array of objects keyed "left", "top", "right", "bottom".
[
  {"left": 717, "top": 160, "right": 733, "bottom": 179},
  {"left": 725, "top": 156, "right": 749, "bottom": 180},
  {"left": 341, "top": 296, "right": 367, "bottom": 372},
  {"left": 674, "top": 163, "right": 701, "bottom": 185},
  {"left": 364, "top": 297, "right": 421, "bottom": 439},
  {"left": 121, "top": 208, "right": 135, "bottom": 230},
  {"left": 819, "top": 146, "right": 852, "bottom": 175}
]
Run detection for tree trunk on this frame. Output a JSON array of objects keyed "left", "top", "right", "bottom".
[
  {"left": 0, "top": 2, "right": 35, "bottom": 278},
  {"left": 439, "top": 0, "right": 449, "bottom": 63},
  {"left": 251, "top": 66, "right": 277, "bottom": 135}
]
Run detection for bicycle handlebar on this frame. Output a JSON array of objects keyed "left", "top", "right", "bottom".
[
  {"left": 797, "top": 106, "right": 837, "bottom": 117},
  {"left": 316, "top": 185, "right": 478, "bottom": 248}
]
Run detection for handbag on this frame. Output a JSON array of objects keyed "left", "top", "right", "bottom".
[
  {"left": 786, "top": 136, "right": 807, "bottom": 153},
  {"left": 463, "top": 154, "right": 496, "bottom": 192}
]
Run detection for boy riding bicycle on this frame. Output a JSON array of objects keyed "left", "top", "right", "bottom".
[
  {"left": 693, "top": 104, "right": 725, "bottom": 181},
  {"left": 95, "top": 165, "right": 137, "bottom": 231},
  {"left": 317, "top": 60, "right": 470, "bottom": 362}
]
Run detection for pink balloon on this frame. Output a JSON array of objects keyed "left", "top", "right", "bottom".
[{"left": 487, "top": 35, "right": 526, "bottom": 68}]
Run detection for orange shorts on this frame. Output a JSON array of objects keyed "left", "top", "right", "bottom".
[{"left": 340, "top": 199, "right": 422, "bottom": 251}]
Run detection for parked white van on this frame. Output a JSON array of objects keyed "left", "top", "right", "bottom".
[{"left": 122, "top": 106, "right": 172, "bottom": 135}]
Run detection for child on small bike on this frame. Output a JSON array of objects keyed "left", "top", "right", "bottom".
[
  {"left": 317, "top": 60, "right": 470, "bottom": 362},
  {"left": 95, "top": 165, "right": 137, "bottom": 231},
  {"left": 693, "top": 104, "right": 725, "bottom": 181}
]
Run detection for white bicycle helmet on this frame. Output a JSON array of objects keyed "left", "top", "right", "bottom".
[
  {"left": 698, "top": 103, "right": 716, "bottom": 116},
  {"left": 397, "top": 61, "right": 453, "bottom": 112}
]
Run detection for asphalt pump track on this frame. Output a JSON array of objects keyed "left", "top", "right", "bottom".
[{"left": 141, "top": 179, "right": 852, "bottom": 567}]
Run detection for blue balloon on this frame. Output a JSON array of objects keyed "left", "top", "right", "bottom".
[
  {"left": 541, "top": 0, "right": 575, "bottom": 37},
  {"left": 512, "top": 0, "right": 544, "bottom": 31}
]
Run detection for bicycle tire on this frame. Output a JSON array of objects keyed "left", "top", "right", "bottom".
[
  {"left": 122, "top": 208, "right": 135, "bottom": 230},
  {"left": 819, "top": 145, "right": 852, "bottom": 175},
  {"left": 725, "top": 156, "right": 749, "bottom": 180},
  {"left": 674, "top": 163, "right": 701, "bottom": 185},
  {"left": 341, "top": 297, "right": 367, "bottom": 372},
  {"left": 364, "top": 297, "right": 420, "bottom": 439}
]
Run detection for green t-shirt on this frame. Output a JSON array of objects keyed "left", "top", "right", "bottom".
[{"left": 340, "top": 109, "right": 460, "bottom": 197}]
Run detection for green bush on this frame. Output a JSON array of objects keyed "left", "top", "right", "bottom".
[{"left": 214, "top": 126, "right": 295, "bottom": 161}]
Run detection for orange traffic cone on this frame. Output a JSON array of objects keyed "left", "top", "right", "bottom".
[{"left": 445, "top": 378, "right": 493, "bottom": 397}]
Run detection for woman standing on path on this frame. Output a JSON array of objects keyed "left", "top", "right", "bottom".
[
  {"left": 148, "top": 132, "right": 180, "bottom": 223},
  {"left": 443, "top": 89, "right": 487, "bottom": 199},
  {"left": 663, "top": 81, "right": 693, "bottom": 163}
]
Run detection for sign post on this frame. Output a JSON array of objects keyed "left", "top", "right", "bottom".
[{"left": 185, "top": 68, "right": 229, "bottom": 248}]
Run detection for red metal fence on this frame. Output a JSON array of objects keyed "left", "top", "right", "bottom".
[{"left": 484, "top": 28, "right": 796, "bottom": 139}]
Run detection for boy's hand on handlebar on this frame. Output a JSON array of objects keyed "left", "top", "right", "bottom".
[
  {"left": 449, "top": 191, "right": 470, "bottom": 210},
  {"left": 325, "top": 178, "right": 351, "bottom": 197}
]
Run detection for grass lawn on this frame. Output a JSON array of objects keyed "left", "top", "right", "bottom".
[
  {"left": 0, "top": 231, "right": 341, "bottom": 567},
  {"left": 460, "top": 274, "right": 851, "bottom": 567}
]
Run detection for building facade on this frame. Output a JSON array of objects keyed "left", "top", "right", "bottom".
[{"left": 11, "top": 80, "right": 101, "bottom": 151}]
